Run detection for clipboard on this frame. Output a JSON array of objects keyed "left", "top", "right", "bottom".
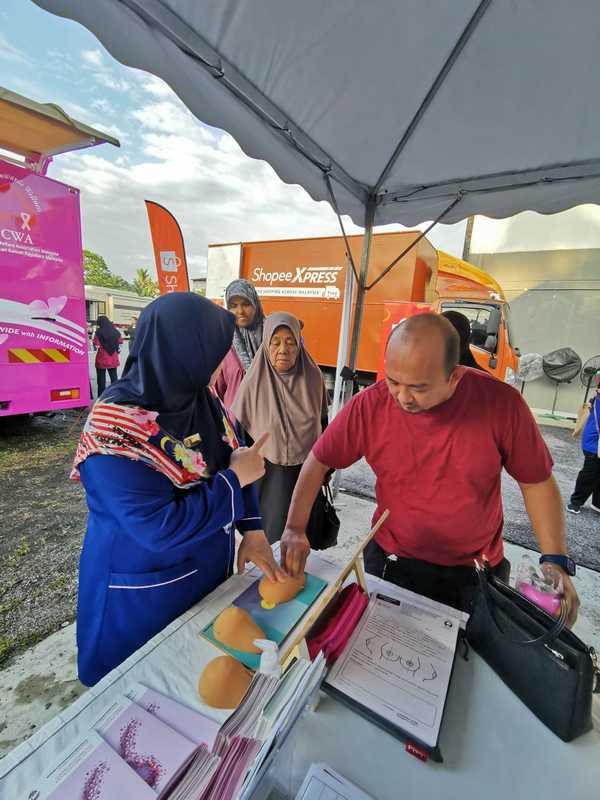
[{"left": 322, "top": 590, "right": 460, "bottom": 763}]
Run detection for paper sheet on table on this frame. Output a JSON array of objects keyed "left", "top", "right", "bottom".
[
  {"left": 295, "top": 763, "right": 374, "bottom": 800},
  {"left": 325, "top": 593, "right": 459, "bottom": 749}
]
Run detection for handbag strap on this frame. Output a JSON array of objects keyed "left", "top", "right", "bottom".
[
  {"left": 476, "top": 566, "right": 568, "bottom": 646},
  {"left": 323, "top": 482, "right": 335, "bottom": 504}
]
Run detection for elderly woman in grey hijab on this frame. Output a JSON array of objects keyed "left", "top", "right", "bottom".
[
  {"left": 225, "top": 278, "right": 265, "bottom": 371},
  {"left": 232, "top": 312, "right": 329, "bottom": 543}
]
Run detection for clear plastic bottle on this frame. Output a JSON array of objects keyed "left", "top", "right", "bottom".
[{"left": 515, "top": 553, "right": 562, "bottom": 617}]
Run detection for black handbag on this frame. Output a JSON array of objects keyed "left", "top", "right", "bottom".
[
  {"left": 466, "top": 562, "right": 600, "bottom": 742},
  {"left": 306, "top": 483, "right": 340, "bottom": 551}
]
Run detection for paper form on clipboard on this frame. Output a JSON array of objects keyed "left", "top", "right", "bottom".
[{"left": 324, "top": 592, "right": 459, "bottom": 750}]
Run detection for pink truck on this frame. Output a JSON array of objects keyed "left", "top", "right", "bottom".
[{"left": 0, "top": 87, "right": 118, "bottom": 416}]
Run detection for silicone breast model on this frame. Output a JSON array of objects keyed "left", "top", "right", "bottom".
[
  {"left": 198, "top": 655, "right": 253, "bottom": 708},
  {"left": 258, "top": 573, "right": 306, "bottom": 609},
  {"left": 213, "top": 606, "right": 265, "bottom": 653}
]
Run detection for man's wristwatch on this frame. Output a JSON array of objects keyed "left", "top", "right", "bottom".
[{"left": 539, "top": 554, "right": 576, "bottom": 576}]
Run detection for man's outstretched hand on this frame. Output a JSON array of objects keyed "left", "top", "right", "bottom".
[{"left": 280, "top": 528, "right": 311, "bottom": 578}]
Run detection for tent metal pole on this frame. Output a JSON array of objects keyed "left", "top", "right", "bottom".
[
  {"left": 331, "top": 258, "right": 355, "bottom": 420},
  {"left": 462, "top": 215, "right": 475, "bottom": 260},
  {"left": 348, "top": 197, "right": 376, "bottom": 374},
  {"left": 330, "top": 260, "right": 356, "bottom": 500}
]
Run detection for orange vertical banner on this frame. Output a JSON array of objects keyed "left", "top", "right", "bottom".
[{"left": 145, "top": 200, "right": 190, "bottom": 294}]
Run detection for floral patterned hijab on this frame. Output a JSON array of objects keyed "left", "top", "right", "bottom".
[{"left": 72, "top": 293, "right": 239, "bottom": 486}]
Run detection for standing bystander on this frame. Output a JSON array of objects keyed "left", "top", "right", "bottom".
[
  {"left": 568, "top": 380, "right": 600, "bottom": 514},
  {"left": 93, "top": 315, "right": 122, "bottom": 396}
]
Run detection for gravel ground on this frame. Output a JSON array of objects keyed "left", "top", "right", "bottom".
[
  {"left": 0, "top": 410, "right": 89, "bottom": 669},
  {"left": 0, "top": 407, "right": 597, "bottom": 674},
  {"left": 339, "top": 425, "right": 600, "bottom": 571},
  {"left": 0, "top": 342, "right": 130, "bottom": 670}
]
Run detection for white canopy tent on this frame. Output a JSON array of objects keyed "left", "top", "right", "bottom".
[{"left": 33, "top": 0, "right": 600, "bottom": 386}]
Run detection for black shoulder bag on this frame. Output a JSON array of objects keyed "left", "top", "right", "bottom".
[
  {"left": 466, "top": 562, "right": 599, "bottom": 742},
  {"left": 306, "top": 483, "right": 340, "bottom": 551}
]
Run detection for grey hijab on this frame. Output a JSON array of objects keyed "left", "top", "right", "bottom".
[
  {"left": 225, "top": 279, "right": 265, "bottom": 371},
  {"left": 231, "top": 312, "right": 328, "bottom": 466}
]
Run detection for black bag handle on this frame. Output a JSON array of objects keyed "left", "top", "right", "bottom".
[
  {"left": 476, "top": 565, "right": 568, "bottom": 647},
  {"left": 323, "top": 482, "right": 335, "bottom": 504}
]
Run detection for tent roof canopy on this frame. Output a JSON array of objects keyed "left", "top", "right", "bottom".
[
  {"left": 0, "top": 85, "right": 120, "bottom": 164},
  {"left": 33, "top": 0, "right": 600, "bottom": 227}
]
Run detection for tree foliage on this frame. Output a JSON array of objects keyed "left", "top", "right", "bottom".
[
  {"left": 83, "top": 249, "right": 134, "bottom": 292},
  {"left": 133, "top": 268, "right": 160, "bottom": 298}
]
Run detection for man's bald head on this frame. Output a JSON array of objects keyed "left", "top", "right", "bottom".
[
  {"left": 384, "top": 313, "right": 462, "bottom": 413},
  {"left": 387, "top": 313, "right": 460, "bottom": 377}
]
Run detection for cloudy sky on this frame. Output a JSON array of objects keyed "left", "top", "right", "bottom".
[{"left": 1, "top": 1, "right": 468, "bottom": 281}]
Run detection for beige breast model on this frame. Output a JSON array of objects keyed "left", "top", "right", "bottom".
[
  {"left": 213, "top": 606, "right": 265, "bottom": 653},
  {"left": 198, "top": 655, "right": 253, "bottom": 708},
  {"left": 258, "top": 573, "right": 306, "bottom": 609}
]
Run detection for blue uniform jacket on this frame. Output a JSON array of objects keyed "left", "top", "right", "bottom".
[
  {"left": 77, "top": 455, "right": 262, "bottom": 686},
  {"left": 582, "top": 397, "right": 599, "bottom": 456}
]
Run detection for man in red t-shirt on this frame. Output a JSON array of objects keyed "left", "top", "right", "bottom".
[{"left": 281, "top": 314, "right": 579, "bottom": 622}]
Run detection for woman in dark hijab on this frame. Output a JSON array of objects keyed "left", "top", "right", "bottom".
[
  {"left": 225, "top": 278, "right": 265, "bottom": 371},
  {"left": 93, "top": 315, "right": 123, "bottom": 395},
  {"left": 442, "top": 310, "right": 487, "bottom": 372},
  {"left": 72, "top": 293, "right": 283, "bottom": 686},
  {"left": 232, "top": 312, "right": 329, "bottom": 543}
]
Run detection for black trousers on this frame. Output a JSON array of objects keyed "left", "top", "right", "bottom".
[
  {"left": 570, "top": 452, "right": 600, "bottom": 508},
  {"left": 96, "top": 367, "right": 118, "bottom": 396},
  {"left": 364, "top": 539, "right": 511, "bottom": 614}
]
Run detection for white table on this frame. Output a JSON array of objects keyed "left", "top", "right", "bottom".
[
  {"left": 2, "top": 550, "right": 598, "bottom": 800},
  {"left": 252, "top": 644, "right": 600, "bottom": 800}
]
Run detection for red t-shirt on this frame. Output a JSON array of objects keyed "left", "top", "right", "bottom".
[{"left": 313, "top": 369, "right": 553, "bottom": 567}]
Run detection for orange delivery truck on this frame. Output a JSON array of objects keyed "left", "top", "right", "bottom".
[{"left": 206, "top": 231, "right": 519, "bottom": 387}]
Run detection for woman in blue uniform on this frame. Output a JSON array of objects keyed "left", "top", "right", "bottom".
[{"left": 72, "top": 292, "right": 284, "bottom": 686}]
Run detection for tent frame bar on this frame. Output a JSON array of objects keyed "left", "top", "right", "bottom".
[
  {"left": 382, "top": 160, "right": 600, "bottom": 206},
  {"left": 120, "top": 0, "right": 367, "bottom": 206},
  {"left": 373, "top": 0, "right": 492, "bottom": 197},
  {"left": 366, "top": 194, "right": 463, "bottom": 291}
]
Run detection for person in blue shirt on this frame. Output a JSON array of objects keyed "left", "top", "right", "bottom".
[
  {"left": 71, "top": 292, "right": 284, "bottom": 686},
  {"left": 567, "top": 382, "right": 600, "bottom": 514}
]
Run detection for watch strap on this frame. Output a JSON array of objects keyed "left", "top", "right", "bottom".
[{"left": 539, "top": 554, "right": 576, "bottom": 576}]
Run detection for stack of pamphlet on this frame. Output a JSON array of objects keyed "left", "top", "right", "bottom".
[{"left": 21, "top": 655, "right": 327, "bottom": 800}]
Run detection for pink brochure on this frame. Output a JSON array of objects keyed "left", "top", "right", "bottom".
[
  {"left": 125, "top": 682, "right": 220, "bottom": 750},
  {"left": 23, "top": 731, "right": 155, "bottom": 800},
  {"left": 93, "top": 696, "right": 198, "bottom": 796}
]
